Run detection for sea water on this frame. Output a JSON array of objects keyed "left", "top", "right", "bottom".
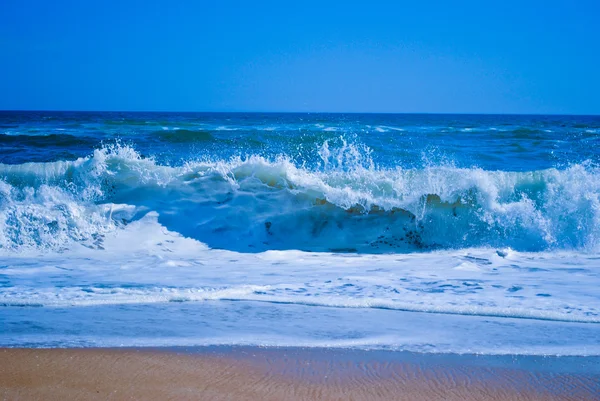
[{"left": 1, "top": 111, "right": 599, "bottom": 354}]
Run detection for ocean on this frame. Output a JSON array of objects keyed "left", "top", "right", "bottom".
[{"left": 1, "top": 111, "right": 599, "bottom": 354}]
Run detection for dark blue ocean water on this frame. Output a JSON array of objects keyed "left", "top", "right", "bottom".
[{"left": 2, "top": 111, "right": 600, "bottom": 169}]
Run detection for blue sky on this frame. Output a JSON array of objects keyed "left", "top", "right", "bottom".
[{"left": 1, "top": 0, "right": 598, "bottom": 114}]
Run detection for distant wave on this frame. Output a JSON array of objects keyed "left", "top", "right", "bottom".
[
  {"left": 1, "top": 141, "right": 599, "bottom": 252},
  {"left": 0, "top": 132, "right": 96, "bottom": 147}
]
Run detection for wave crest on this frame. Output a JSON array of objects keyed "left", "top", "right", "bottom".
[{"left": 1, "top": 142, "right": 599, "bottom": 252}]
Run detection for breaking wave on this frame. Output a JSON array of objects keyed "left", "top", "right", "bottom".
[{"left": 1, "top": 141, "right": 599, "bottom": 252}]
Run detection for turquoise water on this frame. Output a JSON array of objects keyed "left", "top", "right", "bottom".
[{"left": 1, "top": 111, "right": 600, "bottom": 353}]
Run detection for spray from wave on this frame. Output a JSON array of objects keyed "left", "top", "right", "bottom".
[{"left": 1, "top": 140, "right": 599, "bottom": 253}]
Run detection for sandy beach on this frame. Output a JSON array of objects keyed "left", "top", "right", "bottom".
[{"left": 1, "top": 347, "right": 598, "bottom": 400}]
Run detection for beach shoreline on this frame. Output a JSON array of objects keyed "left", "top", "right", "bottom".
[{"left": 1, "top": 347, "right": 599, "bottom": 400}]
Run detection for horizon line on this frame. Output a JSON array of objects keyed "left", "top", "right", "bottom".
[{"left": 1, "top": 109, "right": 600, "bottom": 117}]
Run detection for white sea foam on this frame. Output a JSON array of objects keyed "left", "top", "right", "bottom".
[
  {"left": 1, "top": 212, "right": 599, "bottom": 353},
  {"left": 2, "top": 213, "right": 599, "bottom": 322}
]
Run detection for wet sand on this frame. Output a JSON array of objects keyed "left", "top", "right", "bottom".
[{"left": 1, "top": 347, "right": 599, "bottom": 400}]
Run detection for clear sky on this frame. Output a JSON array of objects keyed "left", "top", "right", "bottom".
[{"left": 1, "top": 0, "right": 599, "bottom": 114}]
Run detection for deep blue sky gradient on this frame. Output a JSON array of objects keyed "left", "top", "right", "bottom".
[{"left": 1, "top": 0, "right": 599, "bottom": 113}]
